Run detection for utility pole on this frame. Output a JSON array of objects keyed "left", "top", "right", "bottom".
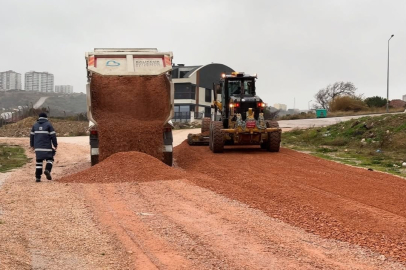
[{"left": 386, "top": 34, "right": 394, "bottom": 113}]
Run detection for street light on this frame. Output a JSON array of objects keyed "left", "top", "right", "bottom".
[
  {"left": 308, "top": 100, "right": 312, "bottom": 110},
  {"left": 386, "top": 34, "right": 394, "bottom": 113}
]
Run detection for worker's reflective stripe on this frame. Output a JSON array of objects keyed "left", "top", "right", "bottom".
[
  {"left": 91, "top": 148, "right": 99, "bottom": 155},
  {"left": 34, "top": 131, "right": 50, "bottom": 134},
  {"left": 50, "top": 131, "right": 56, "bottom": 134},
  {"left": 36, "top": 162, "right": 42, "bottom": 165},
  {"left": 163, "top": 145, "right": 173, "bottom": 152},
  {"left": 35, "top": 148, "right": 53, "bottom": 151},
  {"left": 30, "top": 132, "right": 35, "bottom": 135},
  {"left": 47, "top": 160, "right": 53, "bottom": 164},
  {"left": 38, "top": 117, "right": 48, "bottom": 120},
  {"left": 36, "top": 166, "right": 42, "bottom": 169}
]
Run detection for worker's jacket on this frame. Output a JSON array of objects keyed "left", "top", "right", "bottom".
[{"left": 30, "top": 117, "right": 58, "bottom": 160}]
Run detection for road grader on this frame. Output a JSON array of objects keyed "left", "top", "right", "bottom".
[{"left": 188, "top": 72, "right": 281, "bottom": 152}]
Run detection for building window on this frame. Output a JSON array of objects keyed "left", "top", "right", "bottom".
[
  {"left": 175, "top": 83, "right": 195, "bottom": 99},
  {"left": 179, "top": 71, "right": 188, "bottom": 78},
  {"left": 205, "top": 106, "right": 211, "bottom": 117},
  {"left": 205, "top": 88, "right": 211, "bottom": 103},
  {"left": 173, "top": 105, "right": 191, "bottom": 121}
]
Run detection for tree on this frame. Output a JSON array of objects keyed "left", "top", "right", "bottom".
[
  {"left": 364, "top": 96, "right": 387, "bottom": 108},
  {"left": 314, "top": 82, "right": 357, "bottom": 110},
  {"left": 329, "top": 96, "right": 368, "bottom": 112}
]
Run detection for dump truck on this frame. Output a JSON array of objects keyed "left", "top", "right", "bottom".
[
  {"left": 188, "top": 72, "right": 281, "bottom": 152},
  {"left": 85, "top": 48, "right": 175, "bottom": 166}
]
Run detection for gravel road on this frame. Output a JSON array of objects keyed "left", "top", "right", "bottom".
[{"left": 0, "top": 134, "right": 405, "bottom": 269}]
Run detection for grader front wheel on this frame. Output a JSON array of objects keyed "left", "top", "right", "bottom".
[
  {"left": 266, "top": 121, "right": 281, "bottom": 152},
  {"left": 210, "top": 121, "right": 224, "bottom": 153}
]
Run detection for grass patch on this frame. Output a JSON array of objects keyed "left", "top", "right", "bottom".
[
  {"left": 282, "top": 113, "right": 406, "bottom": 177},
  {"left": 279, "top": 107, "right": 404, "bottom": 120},
  {"left": 0, "top": 144, "right": 30, "bottom": 173}
]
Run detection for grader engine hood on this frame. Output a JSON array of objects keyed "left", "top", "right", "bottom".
[{"left": 230, "top": 96, "right": 262, "bottom": 103}]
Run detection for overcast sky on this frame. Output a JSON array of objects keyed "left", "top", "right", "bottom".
[{"left": 1, "top": 0, "right": 405, "bottom": 110}]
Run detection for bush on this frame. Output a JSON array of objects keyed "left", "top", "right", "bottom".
[
  {"left": 329, "top": 96, "right": 368, "bottom": 112},
  {"left": 364, "top": 96, "right": 387, "bottom": 108}
]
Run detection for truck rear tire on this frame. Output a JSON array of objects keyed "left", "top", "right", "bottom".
[
  {"left": 266, "top": 121, "right": 281, "bottom": 152},
  {"left": 163, "top": 152, "right": 173, "bottom": 167},
  {"left": 210, "top": 121, "right": 224, "bottom": 153},
  {"left": 201, "top": 117, "right": 210, "bottom": 133},
  {"left": 91, "top": 155, "right": 99, "bottom": 166}
]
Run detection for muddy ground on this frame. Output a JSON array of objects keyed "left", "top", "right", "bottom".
[{"left": 0, "top": 135, "right": 405, "bottom": 270}]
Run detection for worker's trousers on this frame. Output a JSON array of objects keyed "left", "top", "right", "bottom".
[{"left": 35, "top": 158, "right": 53, "bottom": 178}]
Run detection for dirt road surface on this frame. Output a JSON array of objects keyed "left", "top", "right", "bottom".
[{"left": 0, "top": 135, "right": 405, "bottom": 269}]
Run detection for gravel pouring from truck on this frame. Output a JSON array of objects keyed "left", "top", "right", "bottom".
[{"left": 85, "top": 48, "right": 175, "bottom": 166}]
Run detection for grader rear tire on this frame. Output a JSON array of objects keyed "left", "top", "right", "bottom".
[
  {"left": 201, "top": 117, "right": 210, "bottom": 133},
  {"left": 266, "top": 121, "right": 281, "bottom": 152},
  {"left": 211, "top": 121, "right": 224, "bottom": 153}
]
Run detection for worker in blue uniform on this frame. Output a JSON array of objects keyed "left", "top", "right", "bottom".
[{"left": 30, "top": 113, "right": 58, "bottom": 182}]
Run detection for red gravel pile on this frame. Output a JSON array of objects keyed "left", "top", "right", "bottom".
[
  {"left": 59, "top": 151, "right": 185, "bottom": 183},
  {"left": 175, "top": 141, "right": 406, "bottom": 263},
  {"left": 91, "top": 74, "right": 170, "bottom": 162}
]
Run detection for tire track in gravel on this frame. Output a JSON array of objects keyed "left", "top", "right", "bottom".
[
  {"left": 0, "top": 138, "right": 132, "bottom": 270},
  {"left": 79, "top": 179, "right": 405, "bottom": 269},
  {"left": 174, "top": 142, "right": 406, "bottom": 263},
  {"left": 81, "top": 184, "right": 194, "bottom": 270}
]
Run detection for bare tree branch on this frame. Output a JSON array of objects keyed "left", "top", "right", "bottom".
[{"left": 314, "top": 81, "right": 357, "bottom": 110}]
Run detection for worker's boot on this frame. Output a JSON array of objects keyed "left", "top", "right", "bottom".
[
  {"left": 44, "top": 170, "right": 52, "bottom": 180},
  {"left": 36, "top": 177, "right": 41, "bottom": 182}
]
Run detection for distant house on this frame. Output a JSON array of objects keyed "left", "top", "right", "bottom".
[
  {"left": 273, "top": 103, "right": 287, "bottom": 111},
  {"left": 389, "top": 99, "right": 406, "bottom": 108}
]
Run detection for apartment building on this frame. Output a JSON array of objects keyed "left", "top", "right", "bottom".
[
  {"left": 25, "top": 71, "right": 54, "bottom": 92},
  {"left": 0, "top": 70, "right": 22, "bottom": 91},
  {"left": 55, "top": 85, "right": 73, "bottom": 94}
]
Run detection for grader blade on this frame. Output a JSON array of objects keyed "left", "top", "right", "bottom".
[{"left": 187, "top": 132, "right": 210, "bottom": 146}]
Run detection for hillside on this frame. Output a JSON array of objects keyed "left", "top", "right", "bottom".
[
  {"left": 0, "top": 90, "right": 86, "bottom": 116},
  {"left": 282, "top": 113, "right": 406, "bottom": 176},
  {"left": 0, "top": 117, "right": 88, "bottom": 137}
]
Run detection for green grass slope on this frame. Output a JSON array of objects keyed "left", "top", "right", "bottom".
[{"left": 282, "top": 113, "right": 406, "bottom": 176}]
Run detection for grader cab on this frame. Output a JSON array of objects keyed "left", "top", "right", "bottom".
[{"left": 188, "top": 72, "right": 281, "bottom": 153}]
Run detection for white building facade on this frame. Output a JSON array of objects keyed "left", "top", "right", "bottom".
[
  {"left": 0, "top": 70, "right": 22, "bottom": 91},
  {"left": 55, "top": 85, "right": 73, "bottom": 94},
  {"left": 25, "top": 71, "right": 54, "bottom": 92},
  {"left": 273, "top": 103, "right": 287, "bottom": 111},
  {"left": 171, "top": 63, "right": 234, "bottom": 122}
]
